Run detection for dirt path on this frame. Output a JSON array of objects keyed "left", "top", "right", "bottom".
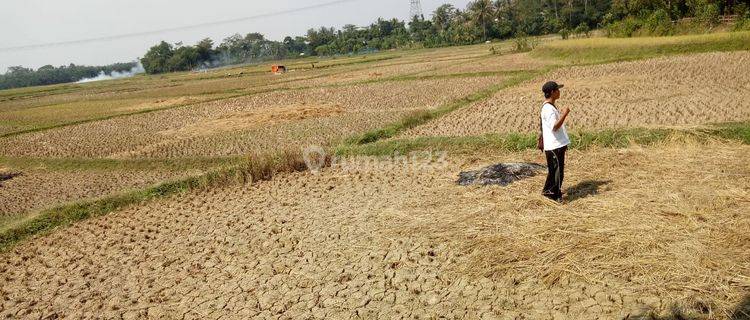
[{"left": 1, "top": 142, "right": 748, "bottom": 319}]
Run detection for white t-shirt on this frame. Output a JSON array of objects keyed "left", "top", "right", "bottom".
[{"left": 540, "top": 102, "right": 570, "bottom": 151}]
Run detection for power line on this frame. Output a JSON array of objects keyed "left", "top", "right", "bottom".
[
  {"left": 409, "top": 0, "right": 423, "bottom": 19},
  {"left": 0, "top": 0, "right": 364, "bottom": 52}
]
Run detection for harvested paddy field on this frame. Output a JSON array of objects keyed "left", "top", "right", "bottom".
[
  {"left": 402, "top": 51, "right": 750, "bottom": 138},
  {"left": 0, "top": 167, "right": 199, "bottom": 219},
  {"left": 0, "top": 95, "right": 228, "bottom": 136},
  {"left": 412, "top": 52, "right": 552, "bottom": 77},
  {"left": 0, "top": 54, "right": 415, "bottom": 136},
  {"left": 1, "top": 141, "right": 747, "bottom": 319},
  {"left": 0, "top": 76, "right": 505, "bottom": 159},
  {"left": 2, "top": 32, "right": 750, "bottom": 320}
]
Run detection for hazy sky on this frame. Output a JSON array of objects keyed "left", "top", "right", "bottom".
[{"left": 0, "top": 0, "right": 472, "bottom": 72}]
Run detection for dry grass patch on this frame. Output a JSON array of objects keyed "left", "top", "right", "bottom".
[{"left": 387, "top": 141, "right": 749, "bottom": 318}]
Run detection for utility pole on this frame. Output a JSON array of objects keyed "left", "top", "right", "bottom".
[{"left": 410, "top": 0, "right": 423, "bottom": 19}]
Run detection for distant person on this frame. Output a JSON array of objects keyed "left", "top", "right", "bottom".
[{"left": 538, "top": 81, "right": 570, "bottom": 203}]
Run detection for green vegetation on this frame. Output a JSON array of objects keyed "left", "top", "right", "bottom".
[
  {"left": 0, "top": 62, "right": 139, "bottom": 90},
  {"left": 512, "top": 33, "right": 540, "bottom": 52},
  {"left": 137, "top": 0, "right": 749, "bottom": 75},
  {"left": 603, "top": 0, "right": 747, "bottom": 37},
  {"left": 5, "top": 0, "right": 747, "bottom": 86},
  {"left": 707, "top": 121, "right": 750, "bottom": 143}
]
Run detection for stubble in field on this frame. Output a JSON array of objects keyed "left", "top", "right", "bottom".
[
  {"left": 0, "top": 141, "right": 747, "bottom": 319},
  {"left": 0, "top": 168, "right": 201, "bottom": 220},
  {"left": 0, "top": 76, "right": 504, "bottom": 159},
  {"left": 402, "top": 51, "right": 750, "bottom": 138}
]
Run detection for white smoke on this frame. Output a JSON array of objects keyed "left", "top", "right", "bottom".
[{"left": 76, "top": 62, "right": 145, "bottom": 83}]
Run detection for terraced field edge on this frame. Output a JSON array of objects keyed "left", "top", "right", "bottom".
[
  {"left": 335, "top": 122, "right": 750, "bottom": 156},
  {"left": 342, "top": 69, "right": 549, "bottom": 146},
  {"left": 3, "top": 122, "right": 748, "bottom": 251},
  {"left": 0, "top": 150, "right": 311, "bottom": 251}
]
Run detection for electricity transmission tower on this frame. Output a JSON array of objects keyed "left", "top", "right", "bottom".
[{"left": 409, "top": 0, "right": 423, "bottom": 19}]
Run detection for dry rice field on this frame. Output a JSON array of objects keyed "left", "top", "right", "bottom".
[
  {"left": 0, "top": 43, "right": 514, "bottom": 226},
  {"left": 1, "top": 33, "right": 749, "bottom": 319},
  {"left": 0, "top": 76, "right": 503, "bottom": 159},
  {"left": 1, "top": 141, "right": 747, "bottom": 319},
  {"left": 402, "top": 51, "right": 750, "bottom": 138},
  {"left": 0, "top": 167, "right": 199, "bottom": 219}
]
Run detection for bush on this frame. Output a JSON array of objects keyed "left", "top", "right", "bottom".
[
  {"left": 606, "top": 16, "right": 642, "bottom": 37},
  {"left": 512, "top": 33, "right": 539, "bottom": 52},
  {"left": 573, "top": 23, "right": 590, "bottom": 37},
  {"left": 734, "top": 3, "right": 749, "bottom": 17},
  {"left": 643, "top": 9, "right": 674, "bottom": 36},
  {"left": 559, "top": 28, "right": 570, "bottom": 39},
  {"left": 695, "top": 2, "right": 720, "bottom": 28},
  {"left": 733, "top": 18, "right": 750, "bottom": 31},
  {"left": 730, "top": 7, "right": 750, "bottom": 31},
  {"left": 314, "top": 44, "right": 330, "bottom": 56}
]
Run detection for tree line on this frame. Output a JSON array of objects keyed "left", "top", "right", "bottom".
[
  {"left": 0, "top": 62, "right": 138, "bottom": 90},
  {"left": 3, "top": 0, "right": 749, "bottom": 87},
  {"left": 140, "top": 0, "right": 750, "bottom": 74}
]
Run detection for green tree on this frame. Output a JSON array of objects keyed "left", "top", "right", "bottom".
[
  {"left": 195, "top": 38, "right": 214, "bottom": 62},
  {"left": 306, "top": 27, "right": 336, "bottom": 55},
  {"left": 643, "top": 8, "right": 673, "bottom": 35},
  {"left": 433, "top": 4, "right": 458, "bottom": 33},
  {"left": 409, "top": 15, "right": 435, "bottom": 42},
  {"left": 141, "top": 41, "right": 174, "bottom": 74},
  {"left": 468, "top": 0, "right": 496, "bottom": 40},
  {"left": 573, "top": 22, "right": 591, "bottom": 36},
  {"left": 314, "top": 44, "right": 331, "bottom": 56},
  {"left": 168, "top": 46, "right": 199, "bottom": 71}
]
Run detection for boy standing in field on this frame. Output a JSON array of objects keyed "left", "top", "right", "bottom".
[{"left": 539, "top": 81, "right": 570, "bottom": 202}]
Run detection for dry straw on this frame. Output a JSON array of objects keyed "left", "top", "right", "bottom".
[{"left": 385, "top": 139, "right": 749, "bottom": 317}]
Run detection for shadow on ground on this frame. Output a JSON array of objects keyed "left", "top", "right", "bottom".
[
  {"left": 627, "top": 294, "right": 750, "bottom": 320},
  {"left": 565, "top": 179, "right": 611, "bottom": 202},
  {"left": 0, "top": 171, "right": 22, "bottom": 187}
]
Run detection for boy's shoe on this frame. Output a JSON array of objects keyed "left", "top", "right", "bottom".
[{"left": 542, "top": 194, "right": 562, "bottom": 203}]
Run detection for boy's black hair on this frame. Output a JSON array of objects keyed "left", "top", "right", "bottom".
[{"left": 542, "top": 81, "right": 563, "bottom": 99}]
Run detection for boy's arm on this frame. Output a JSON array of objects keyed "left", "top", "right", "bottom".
[{"left": 553, "top": 107, "right": 570, "bottom": 131}]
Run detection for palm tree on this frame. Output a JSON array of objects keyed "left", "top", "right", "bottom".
[
  {"left": 432, "top": 4, "right": 458, "bottom": 33},
  {"left": 468, "top": 0, "right": 496, "bottom": 40}
]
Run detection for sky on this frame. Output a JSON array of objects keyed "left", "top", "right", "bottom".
[{"left": 0, "top": 0, "right": 472, "bottom": 73}]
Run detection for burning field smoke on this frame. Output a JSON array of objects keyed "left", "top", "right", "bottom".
[{"left": 77, "top": 62, "right": 145, "bottom": 83}]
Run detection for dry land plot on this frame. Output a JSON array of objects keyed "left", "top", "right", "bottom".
[
  {"left": 0, "top": 76, "right": 505, "bottom": 159},
  {"left": 0, "top": 142, "right": 747, "bottom": 319},
  {"left": 0, "top": 168, "right": 198, "bottom": 219},
  {"left": 402, "top": 51, "right": 750, "bottom": 138}
]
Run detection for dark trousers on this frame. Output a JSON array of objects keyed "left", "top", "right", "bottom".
[{"left": 543, "top": 146, "right": 567, "bottom": 201}]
